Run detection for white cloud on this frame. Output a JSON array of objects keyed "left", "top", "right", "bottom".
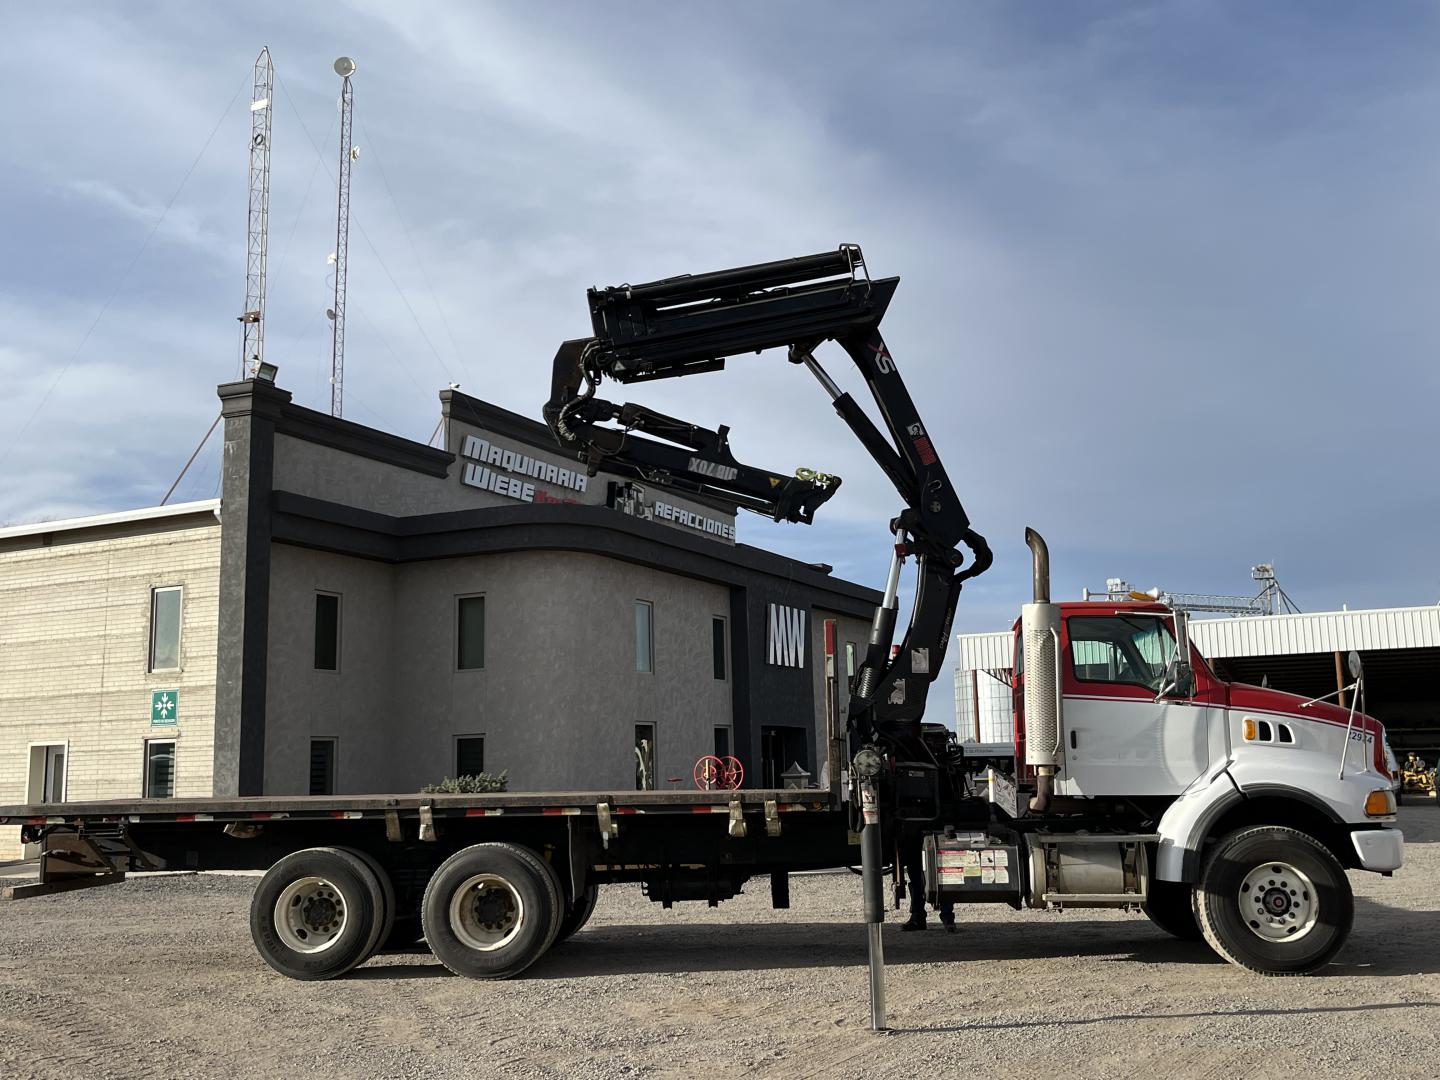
[{"left": 61, "top": 179, "right": 224, "bottom": 250}]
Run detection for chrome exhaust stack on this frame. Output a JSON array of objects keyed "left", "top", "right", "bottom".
[{"left": 1021, "top": 528, "right": 1063, "bottom": 813}]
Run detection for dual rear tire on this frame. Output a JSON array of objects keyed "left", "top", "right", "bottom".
[
  {"left": 421, "top": 842, "right": 564, "bottom": 979},
  {"left": 252, "top": 842, "right": 587, "bottom": 981},
  {"left": 249, "top": 846, "right": 391, "bottom": 981}
]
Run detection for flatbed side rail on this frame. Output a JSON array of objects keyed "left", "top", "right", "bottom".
[{"left": 0, "top": 787, "right": 836, "bottom": 827}]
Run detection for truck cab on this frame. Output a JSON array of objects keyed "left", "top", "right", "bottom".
[{"left": 1006, "top": 596, "right": 1403, "bottom": 971}]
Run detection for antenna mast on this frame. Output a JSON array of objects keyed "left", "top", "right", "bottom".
[
  {"left": 329, "top": 56, "right": 357, "bottom": 418},
  {"left": 239, "top": 47, "right": 273, "bottom": 377}
]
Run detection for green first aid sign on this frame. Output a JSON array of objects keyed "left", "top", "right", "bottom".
[{"left": 151, "top": 690, "right": 179, "bottom": 725}]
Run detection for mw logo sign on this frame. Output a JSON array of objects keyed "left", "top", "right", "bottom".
[{"left": 767, "top": 604, "right": 806, "bottom": 668}]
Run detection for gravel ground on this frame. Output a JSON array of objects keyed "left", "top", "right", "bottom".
[{"left": 1, "top": 805, "right": 1436, "bottom": 1080}]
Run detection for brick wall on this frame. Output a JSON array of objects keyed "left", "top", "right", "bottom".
[{"left": 0, "top": 516, "right": 220, "bottom": 858}]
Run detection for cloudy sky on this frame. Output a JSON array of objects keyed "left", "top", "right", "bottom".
[{"left": 3, "top": 3, "right": 1438, "bottom": 722}]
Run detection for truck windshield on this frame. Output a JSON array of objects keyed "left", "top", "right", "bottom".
[{"left": 1068, "top": 615, "right": 1177, "bottom": 692}]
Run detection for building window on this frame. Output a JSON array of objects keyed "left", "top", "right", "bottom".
[
  {"left": 714, "top": 726, "right": 731, "bottom": 758},
  {"left": 712, "top": 617, "right": 727, "bottom": 680},
  {"left": 309, "top": 738, "right": 336, "bottom": 796},
  {"left": 845, "top": 642, "right": 857, "bottom": 679},
  {"left": 149, "top": 586, "right": 182, "bottom": 672},
  {"left": 635, "top": 724, "right": 656, "bottom": 790},
  {"left": 144, "top": 740, "right": 176, "bottom": 798},
  {"left": 314, "top": 593, "right": 340, "bottom": 671},
  {"left": 28, "top": 744, "right": 66, "bottom": 804},
  {"left": 635, "top": 601, "right": 654, "bottom": 674},
  {"left": 457, "top": 595, "right": 485, "bottom": 670},
  {"left": 456, "top": 735, "right": 485, "bottom": 777}
]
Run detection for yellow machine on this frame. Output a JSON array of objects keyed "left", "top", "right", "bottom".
[{"left": 1399, "top": 760, "right": 1436, "bottom": 801}]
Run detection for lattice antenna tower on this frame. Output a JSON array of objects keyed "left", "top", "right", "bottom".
[
  {"left": 239, "top": 47, "right": 273, "bottom": 377},
  {"left": 328, "top": 56, "right": 358, "bottom": 417}
]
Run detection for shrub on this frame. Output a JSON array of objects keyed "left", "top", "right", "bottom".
[{"left": 420, "top": 771, "right": 509, "bottom": 794}]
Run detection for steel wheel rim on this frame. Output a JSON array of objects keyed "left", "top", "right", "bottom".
[
  {"left": 449, "top": 873, "right": 525, "bottom": 952},
  {"left": 1238, "top": 860, "right": 1319, "bottom": 943},
  {"left": 275, "top": 875, "right": 349, "bottom": 954}
]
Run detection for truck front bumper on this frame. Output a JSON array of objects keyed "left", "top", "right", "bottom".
[{"left": 1351, "top": 827, "right": 1403, "bottom": 872}]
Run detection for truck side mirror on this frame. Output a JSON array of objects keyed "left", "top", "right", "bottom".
[{"left": 1154, "top": 658, "right": 1195, "bottom": 702}]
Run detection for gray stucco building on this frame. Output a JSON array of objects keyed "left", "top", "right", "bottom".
[{"left": 0, "top": 376, "right": 878, "bottom": 849}]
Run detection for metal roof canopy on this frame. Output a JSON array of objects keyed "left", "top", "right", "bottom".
[
  {"left": 957, "top": 605, "right": 1440, "bottom": 672},
  {"left": 1191, "top": 605, "right": 1440, "bottom": 658}
]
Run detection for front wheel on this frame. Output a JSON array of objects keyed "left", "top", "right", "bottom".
[{"left": 1193, "top": 825, "right": 1353, "bottom": 975}]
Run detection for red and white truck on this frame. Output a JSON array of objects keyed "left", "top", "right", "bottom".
[{"left": 1, "top": 247, "right": 1402, "bottom": 1004}]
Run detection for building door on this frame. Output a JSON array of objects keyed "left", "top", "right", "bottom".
[
  {"left": 760, "top": 726, "right": 809, "bottom": 789},
  {"left": 27, "top": 744, "right": 66, "bottom": 804}
]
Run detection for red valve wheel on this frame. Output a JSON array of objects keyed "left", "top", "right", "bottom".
[
  {"left": 694, "top": 756, "right": 725, "bottom": 790},
  {"left": 719, "top": 755, "right": 744, "bottom": 790}
]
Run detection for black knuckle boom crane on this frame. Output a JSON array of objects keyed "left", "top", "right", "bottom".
[
  {"left": 545, "top": 244, "right": 993, "bottom": 1022},
  {"left": 545, "top": 243, "right": 992, "bottom": 756}
]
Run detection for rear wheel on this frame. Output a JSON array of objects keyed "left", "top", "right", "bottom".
[
  {"left": 1193, "top": 825, "right": 1353, "bottom": 975},
  {"left": 338, "top": 847, "right": 395, "bottom": 962},
  {"left": 1144, "top": 878, "right": 1202, "bottom": 941},
  {"left": 556, "top": 883, "right": 599, "bottom": 942},
  {"left": 421, "top": 843, "right": 559, "bottom": 979},
  {"left": 510, "top": 847, "right": 564, "bottom": 953},
  {"left": 249, "top": 847, "right": 384, "bottom": 980}
]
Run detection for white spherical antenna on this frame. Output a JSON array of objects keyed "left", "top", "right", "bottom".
[{"left": 333, "top": 56, "right": 357, "bottom": 78}]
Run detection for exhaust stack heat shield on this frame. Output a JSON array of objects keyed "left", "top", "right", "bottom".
[{"left": 1022, "top": 602, "right": 1063, "bottom": 768}]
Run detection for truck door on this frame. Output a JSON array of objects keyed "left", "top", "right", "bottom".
[{"left": 1057, "top": 613, "right": 1209, "bottom": 797}]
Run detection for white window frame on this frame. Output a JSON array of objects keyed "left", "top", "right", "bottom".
[
  {"left": 143, "top": 738, "right": 177, "bottom": 799},
  {"left": 26, "top": 740, "right": 69, "bottom": 804},
  {"left": 149, "top": 585, "right": 183, "bottom": 673}
]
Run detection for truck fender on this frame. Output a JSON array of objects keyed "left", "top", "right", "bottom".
[{"left": 1154, "top": 766, "right": 1243, "bottom": 883}]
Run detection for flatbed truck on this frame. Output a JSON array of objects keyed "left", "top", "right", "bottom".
[{"left": 1, "top": 247, "right": 1403, "bottom": 1016}]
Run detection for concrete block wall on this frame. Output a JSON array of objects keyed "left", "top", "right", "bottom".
[{"left": 0, "top": 519, "right": 220, "bottom": 857}]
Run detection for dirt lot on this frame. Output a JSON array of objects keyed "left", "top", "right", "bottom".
[{"left": 1, "top": 806, "right": 1436, "bottom": 1080}]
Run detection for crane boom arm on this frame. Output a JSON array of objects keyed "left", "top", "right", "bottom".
[{"left": 543, "top": 244, "right": 991, "bottom": 747}]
